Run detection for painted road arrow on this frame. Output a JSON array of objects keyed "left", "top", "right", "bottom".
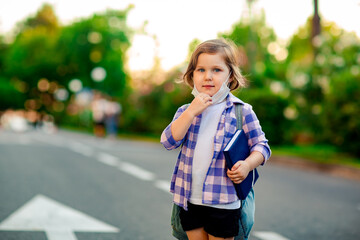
[{"left": 0, "top": 195, "right": 119, "bottom": 240}]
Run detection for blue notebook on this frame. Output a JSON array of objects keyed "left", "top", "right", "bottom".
[{"left": 223, "top": 128, "right": 259, "bottom": 200}]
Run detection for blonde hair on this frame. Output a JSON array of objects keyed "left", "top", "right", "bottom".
[{"left": 183, "top": 38, "right": 247, "bottom": 90}]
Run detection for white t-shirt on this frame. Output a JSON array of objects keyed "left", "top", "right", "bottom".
[{"left": 190, "top": 101, "right": 240, "bottom": 209}]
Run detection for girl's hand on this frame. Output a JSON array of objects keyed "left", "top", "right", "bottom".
[
  {"left": 187, "top": 93, "right": 212, "bottom": 117},
  {"left": 227, "top": 160, "right": 251, "bottom": 184},
  {"left": 170, "top": 93, "right": 212, "bottom": 141}
]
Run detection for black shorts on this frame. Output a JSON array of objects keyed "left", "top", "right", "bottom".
[{"left": 179, "top": 202, "right": 240, "bottom": 238}]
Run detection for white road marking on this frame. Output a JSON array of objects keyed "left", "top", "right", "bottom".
[
  {"left": 96, "top": 152, "right": 169, "bottom": 192},
  {"left": 67, "top": 141, "right": 94, "bottom": 157},
  {"left": 154, "top": 180, "right": 171, "bottom": 194},
  {"left": 0, "top": 195, "right": 119, "bottom": 240},
  {"left": 253, "top": 231, "right": 290, "bottom": 240},
  {"left": 97, "top": 152, "right": 120, "bottom": 166},
  {"left": 46, "top": 230, "right": 78, "bottom": 240},
  {"left": 18, "top": 137, "right": 31, "bottom": 145},
  {"left": 29, "top": 133, "right": 168, "bottom": 194},
  {"left": 118, "top": 161, "right": 156, "bottom": 181},
  {"left": 31, "top": 134, "right": 65, "bottom": 147},
  {"left": 0, "top": 137, "right": 31, "bottom": 145}
]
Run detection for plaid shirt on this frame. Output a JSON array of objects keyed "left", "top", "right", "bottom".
[{"left": 161, "top": 93, "right": 271, "bottom": 210}]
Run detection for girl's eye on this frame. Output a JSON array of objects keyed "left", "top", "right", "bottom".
[
  {"left": 214, "top": 68, "right": 221, "bottom": 72},
  {"left": 197, "top": 68, "right": 205, "bottom": 72}
]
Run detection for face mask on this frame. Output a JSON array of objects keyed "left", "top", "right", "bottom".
[
  {"left": 191, "top": 84, "right": 200, "bottom": 98},
  {"left": 211, "top": 72, "right": 231, "bottom": 104},
  {"left": 191, "top": 72, "right": 231, "bottom": 105}
]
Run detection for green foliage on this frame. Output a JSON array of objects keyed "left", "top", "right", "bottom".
[
  {"left": 56, "top": 10, "right": 131, "bottom": 96},
  {"left": 219, "top": 12, "right": 290, "bottom": 145},
  {"left": 323, "top": 71, "right": 360, "bottom": 156},
  {"left": 220, "top": 11, "right": 279, "bottom": 88},
  {"left": 272, "top": 144, "right": 360, "bottom": 168},
  {"left": 0, "top": 4, "right": 132, "bottom": 119},
  {"left": 0, "top": 77, "right": 25, "bottom": 110},
  {"left": 5, "top": 27, "right": 60, "bottom": 84},
  {"left": 1, "top": 3, "right": 360, "bottom": 159},
  {"left": 121, "top": 68, "right": 192, "bottom": 134},
  {"left": 236, "top": 89, "right": 289, "bottom": 145},
  {"left": 284, "top": 19, "right": 360, "bottom": 156},
  {"left": 186, "top": 39, "right": 201, "bottom": 62},
  {"left": 22, "top": 4, "right": 60, "bottom": 30}
]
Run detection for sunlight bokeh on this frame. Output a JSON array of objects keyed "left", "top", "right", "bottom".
[{"left": 1, "top": 0, "right": 358, "bottom": 71}]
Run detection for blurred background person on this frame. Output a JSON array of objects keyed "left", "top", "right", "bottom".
[
  {"left": 105, "top": 97, "right": 122, "bottom": 139},
  {"left": 91, "top": 91, "right": 107, "bottom": 138}
]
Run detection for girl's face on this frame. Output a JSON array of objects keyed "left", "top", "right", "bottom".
[{"left": 193, "top": 53, "right": 230, "bottom": 97}]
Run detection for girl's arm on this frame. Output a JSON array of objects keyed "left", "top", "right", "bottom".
[
  {"left": 227, "top": 104, "right": 271, "bottom": 184},
  {"left": 171, "top": 93, "right": 212, "bottom": 141},
  {"left": 227, "top": 151, "right": 264, "bottom": 184}
]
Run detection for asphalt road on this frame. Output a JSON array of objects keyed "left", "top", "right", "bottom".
[{"left": 0, "top": 129, "right": 359, "bottom": 240}]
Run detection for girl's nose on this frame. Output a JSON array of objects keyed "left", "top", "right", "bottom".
[{"left": 205, "top": 71, "right": 212, "bottom": 80}]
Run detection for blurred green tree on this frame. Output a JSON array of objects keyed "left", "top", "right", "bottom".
[
  {"left": 0, "top": 4, "right": 133, "bottom": 125},
  {"left": 0, "top": 36, "right": 25, "bottom": 110},
  {"left": 56, "top": 7, "right": 132, "bottom": 97},
  {"left": 220, "top": 10, "right": 290, "bottom": 145},
  {"left": 285, "top": 17, "right": 360, "bottom": 156},
  {"left": 2, "top": 4, "right": 61, "bottom": 113}
]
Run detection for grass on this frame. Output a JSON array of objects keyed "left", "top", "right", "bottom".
[
  {"left": 271, "top": 144, "right": 360, "bottom": 169},
  {"left": 117, "top": 132, "right": 160, "bottom": 142}
]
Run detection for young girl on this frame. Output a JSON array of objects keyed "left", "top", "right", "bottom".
[{"left": 161, "top": 39, "right": 271, "bottom": 240}]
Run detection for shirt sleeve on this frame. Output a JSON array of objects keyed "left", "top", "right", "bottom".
[
  {"left": 242, "top": 104, "right": 271, "bottom": 164},
  {"left": 160, "top": 105, "right": 187, "bottom": 150}
]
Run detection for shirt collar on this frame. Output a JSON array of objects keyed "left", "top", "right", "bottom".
[{"left": 225, "top": 93, "right": 244, "bottom": 109}]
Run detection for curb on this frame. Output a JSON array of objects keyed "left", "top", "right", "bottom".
[{"left": 269, "top": 155, "right": 360, "bottom": 181}]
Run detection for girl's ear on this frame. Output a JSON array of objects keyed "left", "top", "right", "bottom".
[
  {"left": 228, "top": 78, "right": 233, "bottom": 87},
  {"left": 189, "top": 78, "right": 195, "bottom": 88},
  {"left": 228, "top": 71, "right": 233, "bottom": 84}
]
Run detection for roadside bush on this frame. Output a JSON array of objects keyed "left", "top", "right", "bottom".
[
  {"left": 235, "top": 89, "right": 290, "bottom": 145},
  {"left": 322, "top": 74, "right": 360, "bottom": 157},
  {"left": 0, "top": 78, "right": 25, "bottom": 110}
]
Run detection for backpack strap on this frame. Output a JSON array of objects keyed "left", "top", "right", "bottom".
[
  {"left": 180, "top": 103, "right": 191, "bottom": 148},
  {"left": 234, "top": 103, "right": 243, "bottom": 130}
]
